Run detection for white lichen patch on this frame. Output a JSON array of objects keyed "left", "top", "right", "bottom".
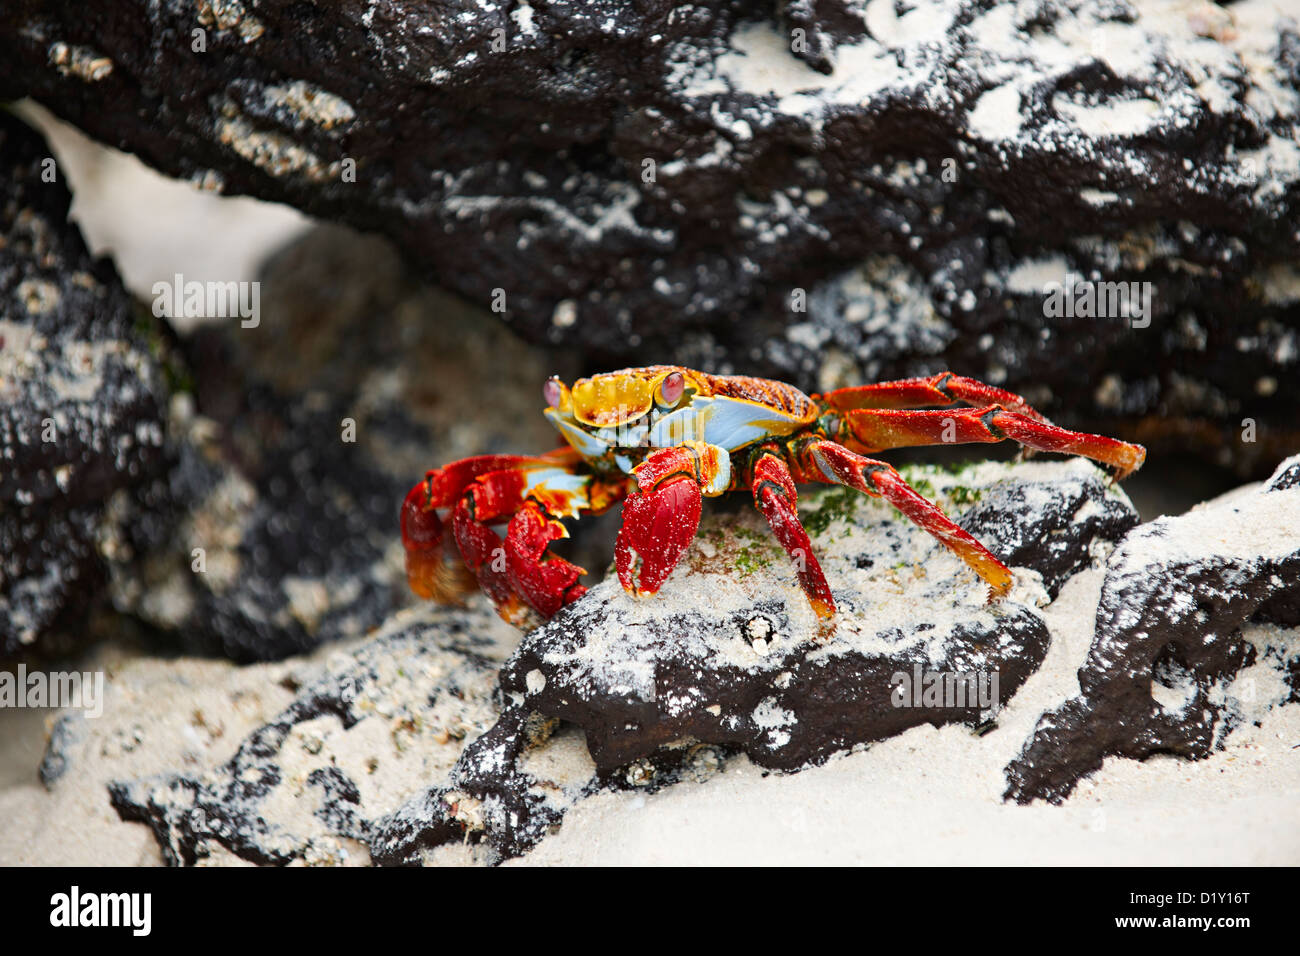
[
  {"left": 1054, "top": 96, "right": 1163, "bottom": 138},
  {"left": 16, "top": 278, "right": 61, "bottom": 315},
  {"left": 1151, "top": 660, "right": 1200, "bottom": 714},
  {"left": 217, "top": 112, "right": 339, "bottom": 183},
  {"left": 968, "top": 83, "right": 1024, "bottom": 141},
  {"left": 432, "top": 180, "right": 674, "bottom": 249},
  {"left": 196, "top": 0, "right": 265, "bottom": 42},
  {"left": 281, "top": 577, "right": 334, "bottom": 632},
  {"left": 48, "top": 42, "right": 113, "bottom": 82},
  {"left": 0, "top": 320, "right": 43, "bottom": 400},
  {"left": 1080, "top": 188, "right": 1121, "bottom": 206},
  {"left": 1003, "top": 255, "right": 1073, "bottom": 295},
  {"left": 262, "top": 81, "right": 356, "bottom": 131},
  {"left": 1255, "top": 262, "right": 1300, "bottom": 305},
  {"left": 551, "top": 299, "right": 578, "bottom": 328},
  {"left": 752, "top": 697, "right": 796, "bottom": 749},
  {"left": 187, "top": 471, "right": 258, "bottom": 593}
]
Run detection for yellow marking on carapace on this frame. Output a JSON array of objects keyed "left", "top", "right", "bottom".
[
  {"left": 568, "top": 366, "right": 819, "bottom": 428},
  {"left": 571, "top": 374, "right": 656, "bottom": 426}
]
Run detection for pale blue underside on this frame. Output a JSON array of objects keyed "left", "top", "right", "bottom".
[{"left": 545, "top": 397, "right": 803, "bottom": 483}]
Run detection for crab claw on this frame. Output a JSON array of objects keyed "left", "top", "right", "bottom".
[
  {"left": 401, "top": 481, "right": 474, "bottom": 601},
  {"left": 506, "top": 500, "right": 588, "bottom": 618},
  {"left": 615, "top": 475, "right": 702, "bottom": 597}
]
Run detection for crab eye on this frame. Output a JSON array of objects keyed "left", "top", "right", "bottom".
[
  {"left": 658, "top": 371, "right": 685, "bottom": 406},
  {"left": 543, "top": 378, "right": 563, "bottom": 408}
]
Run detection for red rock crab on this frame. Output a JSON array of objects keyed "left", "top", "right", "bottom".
[{"left": 401, "top": 367, "right": 1145, "bottom": 625}]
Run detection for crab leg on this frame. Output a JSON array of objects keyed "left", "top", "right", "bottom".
[
  {"left": 401, "top": 453, "right": 564, "bottom": 602},
  {"left": 454, "top": 462, "right": 602, "bottom": 624},
  {"left": 505, "top": 500, "right": 589, "bottom": 619},
  {"left": 615, "top": 443, "right": 729, "bottom": 597},
  {"left": 751, "top": 452, "right": 835, "bottom": 619},
  {"left": 837, "top": 406, "right": 1146, "bottom": 480},
  {"left": 401, "top": 448, "right": 594, "bottom": 623},
  {"left": 449, "top": 468, "right": 534, "bottom": 622},
  {"left": 820, "top": 372, "right": 1050, "bottom": 422},
  {"left": 802, "top": 440, "right": 1014, "bottom": 598}
]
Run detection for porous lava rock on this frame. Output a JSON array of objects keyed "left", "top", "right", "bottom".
[
  {"left": 1006, "top": 453, "right": 1300, "bottom": 803},
  {"left": 0, "top": 111, "right": 173, "bottom": 657},
  {"left": 3, "top": 1, "right": 1297, "bottom": 472}
]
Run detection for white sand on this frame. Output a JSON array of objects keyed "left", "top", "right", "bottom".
[
  {"left": 513, "top": 569, "right": 1300, "bottom": 866},
  {"left": 0, "top": 640, "right": 316, "bottom": 866},
  {"left": 4, "top": 567, "right": 1292, "bottom": 865}
]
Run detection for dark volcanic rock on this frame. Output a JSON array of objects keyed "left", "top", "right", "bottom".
[
  {"left": 367, "top": 703, "right": 727, "bottom": 864},
  {"left": 108, "top": 602, "right": 520, "bottom": 866},
  {"left": 505, "top": 595, "right": 1046, "bottom": 774},
  {"left": 958, "top": 460, "right": 1138, "bottom": 595},
  {"left": 3, "top": 1, "right": 1297, "bottom": 473},
  {"left": 102, "top": 225, "right": 559, "bottom": 661},
  {"left": 0, "top": 111, "right": 173, "bottom": 657},
  {"left": 367, "top": 706, "right": 571, "bottom": 865},
  {"left": 1005, "top": 453, "right": 1300, "bottom": 804},
  {"left": 497, "top": 458, "right": 1137, "bottom": 773}
]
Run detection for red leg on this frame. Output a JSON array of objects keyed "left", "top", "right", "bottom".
[
  {"left": 820, "top": 372, "right": 1049, "bottom": 422},
  {"left": 400, "top": 491, "right": 475, "bottom": 603},
  {"left": 751, "top": 452, "right": 835, "bottom": 618},
  {"left": 401, "top": 449, "right": 581, "bottom": 601},
  {"left": 615, "top": 446, "right": 709, "bottom": 597},
  {"left": 451, "top": 468, "right": 536, "bottom": 624},
  {"left": 401, "top": 455, "right": 549, "bottom": 603},
  {"left": 837, "top": 405, "right": 1145, "bottom": 480},
  {"left": 803, "top": 440, "right": 1014, "bottom": 598},
  {"left": 458, "top": 462, "right": 604, "bottom": 624},
  {"left": 402, "top": 449, "right": 596, "bottom": 625}
]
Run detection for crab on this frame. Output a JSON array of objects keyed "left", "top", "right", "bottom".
[{"left": 400, "top": 366, "right": 1145, "bottom": 626}]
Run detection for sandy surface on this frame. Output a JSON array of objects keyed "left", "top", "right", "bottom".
[
  {"left": 0, "top": 641, "right": 309, "bottom": 866},
  {"left": 513, "top": 569, "right": 1300, "bottom": 865},
  {"left": 2, "top": 569, "right": 1295, "bottom": 866}
]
